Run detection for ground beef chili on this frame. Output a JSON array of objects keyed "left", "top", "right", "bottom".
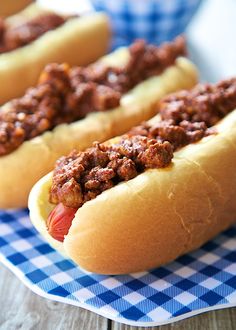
[
  {"left": 50, "top": 138, "right": 173, "bottom": 208},
  {"left": 160, "top": 79, "right": 236, "bottom": 126},
  {"left": 49, "top": 78, "right": 236, "bottom": 210},
  {"left": 0, "top": 13, "right": 69, "bottom": 54},
  {"left": 0, "top": 37, "right": 186, "bottom": 156}
]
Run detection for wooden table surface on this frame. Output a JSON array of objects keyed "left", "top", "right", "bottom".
[{"left": 0, "top": 265, "right": 235, "bottom": 330}]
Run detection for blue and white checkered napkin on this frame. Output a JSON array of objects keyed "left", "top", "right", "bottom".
[
  {"left": 0, "top": 209, "right": 236, "bottom": 327},
  {"left": 90, "top": 0, "right": 202, "bottom": 48}
]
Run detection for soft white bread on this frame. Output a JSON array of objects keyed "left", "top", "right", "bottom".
[
  {"left": 0, "top": 0, "right": 33, "bottom": 17},
  {"left": 0, "top": 3, "right": 110, "bottom": 104},
  {"left": 0, "top": 55, "right": 197, "bottom": 209},
  {"left": 29, "top": 109, "right": 236, "bottom": 274}
]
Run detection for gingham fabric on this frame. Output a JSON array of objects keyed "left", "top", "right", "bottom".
[
  {"left": 90, "top": 0, "right": 202, "bottom": 48},
  {"left": 0, "top": 209, "right": 236, "bottom": 327}
]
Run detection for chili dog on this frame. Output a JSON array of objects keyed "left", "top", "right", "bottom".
[
  {"left": 29, "top": 78, "right": 236, "bottom": 274},
  {"left": 0, "top": 37, "right": 197, "bottom": 208},
  {"left": 0, "top": 3, "right": 110, "bottom": 104}
]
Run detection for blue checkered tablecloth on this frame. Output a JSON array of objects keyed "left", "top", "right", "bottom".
[
  {"left": 0, "top": 209, "right": 236, "bottom": 326},
  {"left": 91, "top": 0, "right": 202, "bottom": 48}
]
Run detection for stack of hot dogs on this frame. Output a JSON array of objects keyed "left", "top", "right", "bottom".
[{"left": 1, "top": 2, "right": 235, "bottom": 275}]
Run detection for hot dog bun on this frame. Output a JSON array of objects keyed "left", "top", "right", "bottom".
[
  {"left": 29, "top": 109, "right": 236, "bottom": 274},
  {"left": 0, "top": 0, "right": 33, "bottom": 17},
  {"left": 0, "top": 55, "right": 197, "bottom": 209},
  {"left": 0, "top": 3, "right": 110, "bottom": 104}
]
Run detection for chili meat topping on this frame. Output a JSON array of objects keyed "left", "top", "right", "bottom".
[
  {"left": 0, "top": 13, "right": 69, "bottom": 54},
  {"left": 0, "top": 37, "right": 186, "bottom": 156},
  {"left": 50, "top": 78, "right": 236, "bottom": 209}
]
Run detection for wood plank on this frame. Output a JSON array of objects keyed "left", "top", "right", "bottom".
[
  {"left": 112, "top": 307, "right": 236, "bottom": 330},
  {"left": 0, "top": 265, "right": 108, "bottom": 330}
]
